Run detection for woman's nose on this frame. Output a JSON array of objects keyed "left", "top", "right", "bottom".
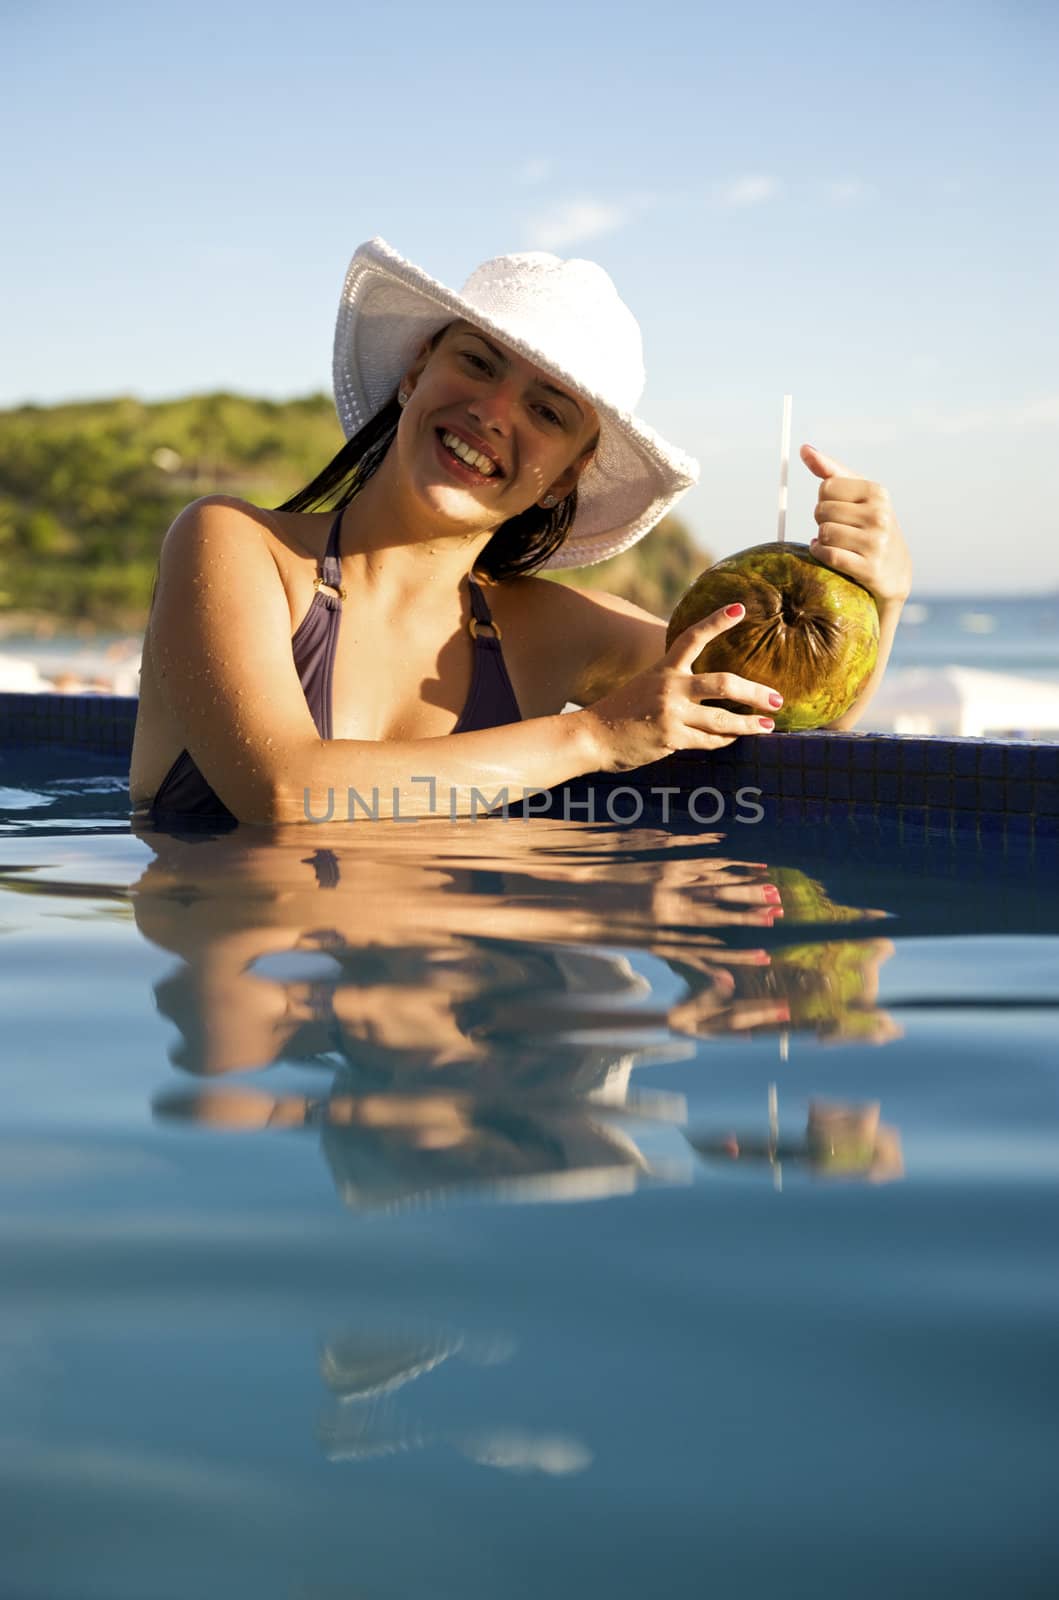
[{"left": 468, "top": 381, "right": 517, "bottom": 434}]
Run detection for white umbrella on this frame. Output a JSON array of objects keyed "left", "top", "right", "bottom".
[{"left": 862, "top": 666, "right": 1059, "bottom": 738}]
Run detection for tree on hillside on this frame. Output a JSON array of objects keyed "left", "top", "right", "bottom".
[{"left": 0, "top": 393, "right": 710, "bottom": 628}]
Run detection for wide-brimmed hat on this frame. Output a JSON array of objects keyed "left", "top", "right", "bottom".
[{"left": 332, "top": 237, "right": 700, "bottom": 570}]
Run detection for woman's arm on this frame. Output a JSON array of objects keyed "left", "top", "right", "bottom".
[
  {"left": 798, "top": 444, "right": 912, "bottom": 733},
  {"left": 528, "top": 577, "right": 667, "bottom": 705},
  {"left": 826, "top": 597, "right": 904, "bottom": 732},
  {"left": 147, "top": 500, "right": 778, "bottom": 824}
]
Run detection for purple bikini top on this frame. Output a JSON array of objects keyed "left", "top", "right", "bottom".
[{"left": 148, "top": 506, "right": 522, "bottom": 825}]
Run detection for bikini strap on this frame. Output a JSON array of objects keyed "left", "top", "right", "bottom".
[
  {"left": 467, "top": 575, "right": 502, "bottom": 642},
  {"left": 315, "top": 508, "right": 346, "bottom": 602}
]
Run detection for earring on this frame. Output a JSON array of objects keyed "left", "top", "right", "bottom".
[
  {"left": 398, "top": 389, "right": 410, "bottom": 407},
  {"left": 540, "top": 494, "right": 558, "bottom": 509}
]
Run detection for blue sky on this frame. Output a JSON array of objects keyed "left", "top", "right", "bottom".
[{"left": 3, "top": 0, "right": 1056, "bottom": 592}]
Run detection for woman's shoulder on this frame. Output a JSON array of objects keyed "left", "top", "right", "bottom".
[
  {"left": 163, "top": 496, "right": 325, "bottom": 565},
  {"left": 168, "top": 494, "right": 285, "bottom": 538}
]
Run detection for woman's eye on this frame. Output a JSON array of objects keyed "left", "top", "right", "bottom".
[
  {"left": 461, "top": 351, "right": 491, "bottom": 373},
  {"left": 536, "top": 404, "right": 563, "bottom": 427}
]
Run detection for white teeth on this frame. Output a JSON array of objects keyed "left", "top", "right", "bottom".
[{"left": 441, "top": 431, "right": 497, "bottom": 476}]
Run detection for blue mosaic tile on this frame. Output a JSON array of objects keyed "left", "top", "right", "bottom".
[
  {"left": 1031, "top": 745, "right": 1059, "bottom": 781},
  {"left": 801, "top": 736, "right": 826, "bottom": 769},
  {"left": 826, "top": 770, "right": 851, "bottom": 801},
  {"left": 978, "top": 778, "right": 1004, "bottom": 812},
  {"left": 978, "top": 811, "right": 1007, "bottom": 835},
  {"left": 978, "top": 744, "right": 1007, "bottom": 778},
  {"left": 778, "top": 798, "right": 803, "bottom": 823},
  {"left": 876, "top": 773, "right": 901, "bottom": 805},
  {"left": 870, "top": 738, "right": 901, "bottom": 773},
  {"left": 754, "top": 737, "right": 780, "bottom": 768},
  {"left": 802, "top": 800, "right": 827, "bottom": 822},
  {"left": 902, "top": 775, "right": 927, "bottom": 805},
  {"left": 953, "top": 743, "right": 980, "bottom": 777},
  {"left": 953, "top": 779, "right": 979, "bottom": 810},
  {"left": 1005, "top": 782, "right": 1034, "bottom": 815},
  {"left": 898, "top": 741, "right": 928, "bottom": 773},
  {"left": 779, "top": 738, "right": 803, "bottom": 768},
  {"left": 901, "top": 807, "right": 927, "bottom": 830},
  {"left": 802, "top": 766, "right": 828, "bottom": 799},
  {"left": 1034, "top": 782, "right": 1059, "bottom": 817},
  {"left": 926, "top": 776, "right": 953, "bottom": 808},
  {"left": 852, "top": 772, "right": 876, "bottom": 803},
  {"left": 1007, "top": 746, "right": 1035, "bottom": 781},
  {"left": 824, "top": 736, "right": 850, "bottom": 768}
]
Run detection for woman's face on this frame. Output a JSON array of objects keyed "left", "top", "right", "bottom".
[{"left": 397, "top": 321, "right": 599, "bottom": 527}]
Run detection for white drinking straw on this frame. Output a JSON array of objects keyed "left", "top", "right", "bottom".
[
  {"left": 768, "top": 1081, "right": 782, "bottom": 1192},
  {"left": 776, "top": 394, "right": 792, "bottom": 543}
]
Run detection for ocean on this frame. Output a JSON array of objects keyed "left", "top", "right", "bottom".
[{"left": 887, "top": 594, "right": 1059, "bottom": 683}]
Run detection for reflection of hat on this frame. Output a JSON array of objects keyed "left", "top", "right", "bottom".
[
  {"left": 320, "top": 1097, "right": 660, "bottom": 1213},
  {"left": 333, "top": 237, "right": 699, "bottom": 570},
  {"left": 320, "top": 1330, "right": 464, "bottom": 1400}
]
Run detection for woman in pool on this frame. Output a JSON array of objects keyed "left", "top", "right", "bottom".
[{"left": 130, "top": 237, "right": 911, "bottom": 825}]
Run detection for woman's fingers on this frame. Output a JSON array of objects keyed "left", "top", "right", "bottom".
[
  {"left": 813, "top": 500, "right": 875, "bottom": 531},
  {"left": 687, "top": 704, "right": 777, "bottom": 739},
  {"left": 690, "top": 670, "right": 783, "bottom": 714},
  {"left": 666, "top": 602, "right": 747, "bottom": 671},
  {"left": 809, "top": 541, "right": 870, "bottom": 581}
]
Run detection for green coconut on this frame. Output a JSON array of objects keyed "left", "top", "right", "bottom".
[
  {"left": 767, "top": 940, "right": 885, "bottom": 1039},
  {"left": 666, "top": 542, "right": 880, "bottom": 731}
]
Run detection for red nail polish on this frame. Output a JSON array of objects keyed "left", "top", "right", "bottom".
[
  {"left": 762, "top": 886, "right": 781, "bottom": 903},
  {"left": 725, "top": 603, "right": 744, "bottom": 618},
  {"left": 768, "top": 693, "right": 784, "bottom": 708},
  {"left": 759, "top": 717, "right": 775, "bottom": 730}
]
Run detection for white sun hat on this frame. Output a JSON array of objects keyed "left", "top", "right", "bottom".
[{"left": 332, "top": 237, "right": 700, "bottom": 570}]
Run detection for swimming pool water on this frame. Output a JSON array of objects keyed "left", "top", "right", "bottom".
[{"left": 1, "top": 749, "right": 1057, "bottom": 1599}]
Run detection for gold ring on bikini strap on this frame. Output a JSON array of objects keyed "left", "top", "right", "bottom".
[
  {"left": 314, "top": 576, "right": 347, "bottom": 600},
  {"left": 468, "top": 616, "right": 502, "bottom": 641}
]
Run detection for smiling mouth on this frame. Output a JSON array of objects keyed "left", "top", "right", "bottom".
[{"left": 436, "top": 430, "right": 504, "bottom": 481}]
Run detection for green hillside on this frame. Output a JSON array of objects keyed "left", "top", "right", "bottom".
[{"left": 0, "top": 393, "right": 711, "bottom": 629}]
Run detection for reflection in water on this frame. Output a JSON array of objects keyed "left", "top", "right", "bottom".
[
  {"left": 313, "top": 1322, "right": 587, "bottom": 1473},
  {"left": 691, "top": 1091, "right": 905, "bottom": 1185},
  {"left": 126, "top": 818, "right": 905, "bottom": 1208}
]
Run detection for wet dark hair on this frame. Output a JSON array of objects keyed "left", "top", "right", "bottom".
[{"left": 275, "top": 328, "right": 589, "bottom": 582}]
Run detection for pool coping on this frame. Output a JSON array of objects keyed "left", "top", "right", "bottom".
[{"left": 2, "top": 690, "right": 1057, "bottom": 838}]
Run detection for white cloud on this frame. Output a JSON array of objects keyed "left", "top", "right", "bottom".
[
  {"left": 522, "top": 198, "right": 636, "bottom": 251},
  {"left": 715, "top": 175, "right": 780, "bottom": 209}
]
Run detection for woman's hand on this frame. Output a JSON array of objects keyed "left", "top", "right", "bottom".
[
  {"left": 801, "top": 444, "right": 912, "bottom": 607},
  {"left": 578, "top": 605, "right": 782, "bottom": 774}
]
